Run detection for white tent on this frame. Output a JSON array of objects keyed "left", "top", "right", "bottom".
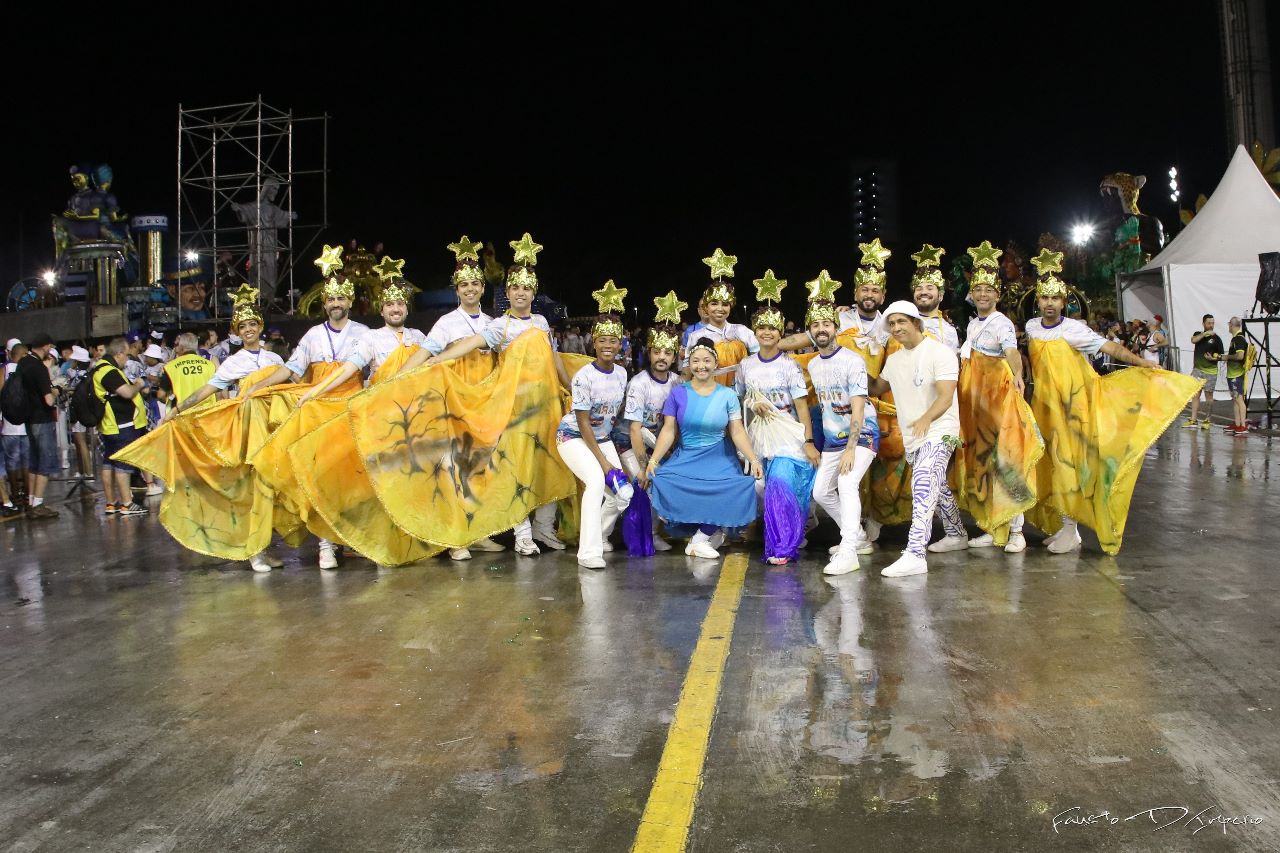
[{"left": 1116, "top": 144, "right": 1280, "bottom": 398}]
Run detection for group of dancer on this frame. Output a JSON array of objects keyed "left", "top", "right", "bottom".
[{"left": 117, "top": 234, "right": 1201, "bottom": 579}]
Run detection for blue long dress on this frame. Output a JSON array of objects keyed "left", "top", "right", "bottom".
[{"left": 649, "top": 382, "right": 758, "bottom": 530}]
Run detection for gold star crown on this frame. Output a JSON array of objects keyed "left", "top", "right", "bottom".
[
  {"left": 970, "top": 267, "right": 1000, "bottom": 291},
  {"left": 753, "top": 269, "right": 787, "bottom": 304},
  {"left": 452, "top": 261, "right": 485, "bottom": 286},
  {"left": 648, "top": 326, "right": 681, "bottom": 353},
  {"left": 381, "top": 281, "right": 412, "bottom": 305},
  {"left": 806, "top": 269, "right": 841, "bottom": 302},
  {"left": 653, "top": 290, "right": 687, "bottom": 325},
  {"left": 911, "top": 269, "right": 946, "bottom": 291},
  {"left": 859, "top": 238, "right": 893, "bottom": 270},
  {"left": 321, "top": 275, "right": 355, "bottom": 299},
  {"left": 447, "top": 236, "right": 483, "bottom": 263},
  {"left": 703, "top": 247, "right": 738, "bottom": 281},
  {"left": 1036, "top": 275, "right": 1069, "bottom": 299},
  {"left": 703, "top": 281, "right": 735, "bottom": 305},
  {"left": 592, "top": 316, "right": 625, "bottom": 339},
  {"left": 967, "top": 241, "right": 1002, "bottom": 269},
  {"left": 314, "top": 244, "right": 344, "bottom": 277},
  {"left": 751, "top": 305, "right": 786, "bottom": 331},
  {"left": 230, "top": 283, "right": 263, "bottom": 330},
  {"left": 509, "top": 232, "right": 543, "bottom": 266},
  {"left": 854, "top": 266, "right": 886, "bottom": 290},
  {"left": 507, "top": 264, "right": 538, "bottom": 292},
  {"left": 805, "top": 300, "right": 839, "bottom": 328},
  {"left": 592, "top": 279, "right": 628, "bottom": 314}
]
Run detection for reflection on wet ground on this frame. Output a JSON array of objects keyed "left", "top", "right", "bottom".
[{"left": 2, "top": 429, "right": 1278, "bottom": 851}]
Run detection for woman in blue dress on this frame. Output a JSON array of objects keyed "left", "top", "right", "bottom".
[{"left": 642, "top": 337, "right": 763, "bottom": 558}]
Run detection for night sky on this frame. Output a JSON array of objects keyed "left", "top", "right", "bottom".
[{"left": 6, "top": 7, "right": 1275, "bottom": 322}]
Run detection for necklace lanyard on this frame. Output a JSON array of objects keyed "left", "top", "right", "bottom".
[
  {"left": 461, "top": 308, "right": 484, "bottom": 336},
  {"left": 323, "top": 322, "right": 342, "bottom": 361}
]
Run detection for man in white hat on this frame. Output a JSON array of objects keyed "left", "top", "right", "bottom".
[
  {"left": 65, "top": 345, "right": 97, "bottom": 480},
  {"left": 868, "top": 301, "right": 966, "bottom": 577}
]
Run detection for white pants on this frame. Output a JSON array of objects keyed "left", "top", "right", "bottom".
[
  {"left": 813, "top": 446, "right": 875, "bottom": 557},
  {"left": 513, "top": 503, "right": 558, "bottom": 538},
  {"left": 556, "top": 438, "right": 623, "bottom": 561}
]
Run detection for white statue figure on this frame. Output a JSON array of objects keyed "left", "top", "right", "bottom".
[{"left": 232, "top": 178, "right": 297, "bottom": 293}]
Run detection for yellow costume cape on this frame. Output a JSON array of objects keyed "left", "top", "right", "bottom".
[
  {"left": 284, "top": 344, "right": 450, "bottom": 566},
  {"left": 1025, "top": 339, "right": 1201, "bottom": 554},
  {"left": 250, "top": 362, "right": 365, "bottom": 544},
  {"left": 952, "top": 351, "right": 1043, "bottom": 543},
  {"left": 113, "top": 366, "right": 310, "bottom": 560},
  {"left": 326, "top": 329, "right": 578, "bottom": 550}
]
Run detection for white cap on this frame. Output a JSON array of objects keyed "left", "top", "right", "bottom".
[
  {"left": 70, "top": 345, "right": 91, "bottom": 362},
  {"left": 883, "top": 300, "right": 922, "bottom": 322},
  {"left": 143, "top": 344, "right": 166, "bottom": 360},
  {"left": 6, "top": 338, "right": 20, "bottom": 351}
]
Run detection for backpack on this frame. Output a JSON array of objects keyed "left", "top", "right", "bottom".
[
  {"left": 69, "top": 362, "right": 112, "bottom": 428},
  {"left": 0, "top": 365, "right": 32, "bottom": 424}
]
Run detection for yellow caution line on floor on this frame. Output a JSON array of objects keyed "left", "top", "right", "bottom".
[{"left": 631, "top": 553, "right": 749, "bottom": 853}]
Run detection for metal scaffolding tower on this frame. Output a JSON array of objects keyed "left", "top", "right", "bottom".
[{"left": 176, "top": 97, "right": 329, "bottom": 322}]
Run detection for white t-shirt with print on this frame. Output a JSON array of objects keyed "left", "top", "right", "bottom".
[
  {"left": 346, "top": 325, "right": 428, "bottom": 373},
  {"left": 964, "top": 311, "right": 1019, "bottom": 359},
  {"left": 480, "top": 312, "right": 552, "bottom": 353},
  {"left": 1024, "top": 317, "right": 1105, "bottom": 356},
  {"left": 880, "top": 336, "right": 961, "bottom": 454},
  {"left": 208, "top": 347, "right": 286, "bottom": 391},
  {"left": 425, "top": 307, "right": 493, "bottom": 355},
  {"left": 558, "top": 363, "right": 628, "bottom": 443},
  {"left": 285, "top": 320, "right": 371, "bottom": 377}
]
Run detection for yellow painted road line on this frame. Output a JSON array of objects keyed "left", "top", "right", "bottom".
[{"left": 631, "top": 553, "right": 749, "bottom": 853}]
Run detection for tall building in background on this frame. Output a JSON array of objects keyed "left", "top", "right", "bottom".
[
  {"left": 851, "top": 160, "right": 900, "bottom": 248},
  {"left": 1220, "top": 0, "right": 1275, "bottom": 149}
]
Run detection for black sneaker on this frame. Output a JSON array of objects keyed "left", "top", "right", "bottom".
[
  {"left": 26, "top": 504, "right": 59, "bottom": 520},
  {"left": 1, "top": 504, "right": 21, "bottom": 520},
  {"left": 119, "top": 503, "right": 150, "bottom": 516}
]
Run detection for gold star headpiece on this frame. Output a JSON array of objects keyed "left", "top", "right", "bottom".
[
  {"left": 314, "top": 244, "right": 344, "bottom": 277},
  {"left": 703, "top": 247, "right": 738, "bottom": 281},
  {"left": 507, "top": 264, "right": 538, "bottom": 292},
  {"left": 649, "top": 290, "right": 686, "bottom": 353},
  {"left": 377, "top": 256, "right": 411, "bottom": 305},
  {"left": 1031, "top": 248, "right": 1068, "bottom": 298},
  {"left": 452, "top": 262, "right": 485, "bottom": 286},
  {"left": 230, "top": 282, "right": 263, "bottom": 331},
  {"left": 447, "top": 236, "right": 483, "bottom": 263},
  {"left": 509, "top": 232, "right": 543, "bottom": 266},
  {"left": 591, "top": 280, "right": 627, "bottom": 339},
  {"left": 374, "top": 256, "right": 405, "bottom": 281},
  {"left": 381, "top": 281, "right": 412, "bottom": 305},
  {"left": 805, "top": 300, "right": 838, "bottom": 328},
  {"left": 806, "top": 269, "right": 841, "bottom": 302},
  {"left": 753, "top": 269, "right": 787, "bottom": 304},
  {"left": 911, "top": 244, "right": 947, "bottom": 292},
  {"left": 751, "top": 305, "right": 786, "bottom": 331},
  {"left": 967, "top": 241, "right": 1002, "bottom": 269},
  {"left": 854, "top": 266, "right": 886, "bottom": 291},
  {"left": 970, "top": 267, "right": 1000, "bottom": 291},
  {"left": 321, "top": 275, "right": 355, "bottom": 299},
  {"left": 859, "top": 238, "right": 893, "bottom": 270}
]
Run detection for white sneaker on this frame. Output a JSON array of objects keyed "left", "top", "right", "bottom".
[
  {"left": 685, "top": 540, "right": 721, "bottom": 559},
  {"left": 828, "top": 544, "right": 841, "bottom": 556},
  {"left": 651, "top": 535, "right": 672, "bottom": 552},
  {"left": 470, "top": 537, "right": 504, "bottom": 552},
  {"left": 1042, "top": 526, "right": 1064, "bottom": 547},
  {"left": 578, "top": 556, "right": 606, "bottom": 569},
  {"left": 531, "top": 524, "right": 567, "bottom": 550},
  {"left": 1004, "top": 532, "right": 1027, "bottom": 553},
  {"left": 823, "top": 555, "right": 859, "bottom": 575},
  {"left": 968, "top": 533, "right": 996, "bottom": 548},
  {"left": 881, "top": 552, "right": 928, "bottom": 577},
  {"left": 258, "top": 552, "right": 283, "bottom": 568},
  {"left": 864, "top": 519, "right": 882, "bottom": 543},
  {"left": 249, "top": 554, "right": 274, "bottom": 573},
  {"left": 318, "top": 545, "right": 338, "bottom": 570},
  {"left": 514, "top": 535, "right": 540, "bottom": 556},
  {"left": 145, "top": 482, "right": 165, "bottom": 496},
  {"left": 856, "top": 540, "right": 874, "bottom": 556},
  {"left": 601, "top": 541, "right": 614, "bottom": 553},
  {"left": 707, "top": 530, "right": 726, "bottom": 549},
  {"left": 449, "top": 548, "right": 472, "bottom": 561},
  {"left": 927, "top": 535, "right": 969, "bottom": 553},
  {"left": 1046, "top": 526, "right": 1081, "bottom": 554}
]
